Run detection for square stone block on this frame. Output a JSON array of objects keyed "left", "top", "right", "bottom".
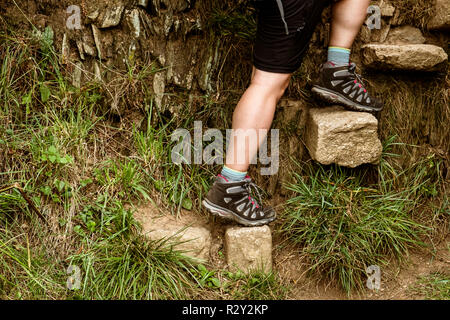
[
  {"left": 225, "top": 225, "right": 272, "bottom": 273},
  {"left": 305, "top": 106, "right": 382, "bottom": 168},
  {"left": 135, "top": 209, "right": 211, "bottom": 262}
]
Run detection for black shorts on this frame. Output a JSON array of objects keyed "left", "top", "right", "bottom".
[{"left": 253, "top": 0, "right": 332, "bottom": 74}]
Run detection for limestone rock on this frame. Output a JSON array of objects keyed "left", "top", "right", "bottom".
[
  {"left": 82, "top": 31, "right": 97, "bottom": 57},
  {"left": 138, "top": 0, "right": 149, "bottom": 8},
  {"left": 135, "top": 209, "right": 211, "bottom": 262},
  {"left": 94, "top": 61, "right": 102, "bottom": 82},
  {"left": 150, "top": 38, "right": 201, "bottom": 90},
  {"left": 72, "top": 61, "right": 83, "bottom": 88},
  {"left": 361, "top": 44, "right": 448, "bottom": 71},
  {"left": 379, "top": 1, "right": 395, "bottom": 17},
  {"left": 368, "top": 20, "right": 391, "bottom": 43},
  {"left": 99, "top": 2, "right": 125, "bottom": 28},
  {"left": 225, "top": 226, "right": 272, "bottom": 273},
  {"left": 61, "top": 33, "right": 69, "bottom": 64},
  {"left": 428, "top": 0, "right": 450, "bottom": 30},
  {"left": 153, "top": 71, "right": 166, "bottom": 109},
  {"left": 305, "top": 107, "right": 382, "bottom": 168},
  {"left": 76, "top": 40, "right": 85, "bottom": 60},
  {"left": 91, "top": 24, "right": 103, "bottom": 59},
  {"left": 84, "top": 0, "right": 125, "bottom": 29},
  {"left": 384, "top": 26, "right": 426, "bottom": 45},
  {"left": 126, "top": 9, "right": 141, "bottom": 38}
]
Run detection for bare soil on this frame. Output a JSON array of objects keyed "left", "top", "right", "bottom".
[{"left": 134, "top": 202, "right": 449, "bottom": 300}]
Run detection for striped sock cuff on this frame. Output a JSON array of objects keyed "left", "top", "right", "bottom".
[
  {"left": 220, "top": 165, "right": 247, "bottom": 182},
  {"left": 327, "top": 47, "right": 351, "bottom": 66}
]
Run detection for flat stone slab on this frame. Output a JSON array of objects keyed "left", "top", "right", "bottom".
[
  {"left": 135, "top": 206, "right": 211, "bottom": 262},
  {"left": 384, "top": 26, "right": 425, "bottom": 45},
  {"left": 225, "top": 226, "right": 272, "bottom": 273},
  {"left": 428, "top": 0, "right": 450, "bottom": 30},
  {"left": 361, "top": 44, "right": 448, "bottom": 71},
  {"left": 305, "top": 106, "right": 382, "bottom": 168}
]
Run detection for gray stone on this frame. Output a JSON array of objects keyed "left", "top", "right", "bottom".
[
  {"left": 100, "top": 3, "right": 125, "bottom": 28},
  {"left": 153, "top": 71, "right": 166, "bottom": 109},
  {"left": 94, "top": 62, "right": 102, "bottom": 82},
  {"left": 61, "top": 33, "right": 69, "bottom": 64},
  {"left": 384, "top": 26, "right": 426, "bottom": 45},
  {"left": 76, "top": 40, "right": 85, "bottom": 60},
  {"left": 225, "top": 226, "right": 272, "bottom": 273},
  {"left": 135, "top": 209, "right": 211, "bottom": 262},
  {"left": 72, "top": 62, "right": 83, "bottom": 88},
  {"left": 305, "top": 107, "right": 382, "bottom": 168},
  {"left": 428, "top": 0, "right": 450, "bottom": 30},
  {"left": 82, "top": 32, "right": 97, "bottom": 57},
  {"left": 361, "top": 44, "right": 448, "bottom": 71},
  {"left": 87, "top": 8, "right": 100, "bottom": 21},
  {"left": 379, "top": 1, "right": 395, "bottom": 17},
  {"left": 91, "top": 25, "right": 103, "bottom": 60},
  {"left": 126, "top": 9, "right": 141, "bottom": 38}
]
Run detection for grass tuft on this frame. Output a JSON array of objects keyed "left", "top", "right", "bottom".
[
  {"left": 410, "top": 272, "right": 450, "bottom": 300},
  {"left": 280, "top": 138, "right": 436, "bottom": 293}
]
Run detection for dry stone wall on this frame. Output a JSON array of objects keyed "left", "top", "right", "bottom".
[{"left": 1, "top": 0, "right": 448, "bottom": 271}]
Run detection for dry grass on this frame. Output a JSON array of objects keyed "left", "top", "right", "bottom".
[
  {"left": 390, "top": 0, "right": 436, "bottom": 29},
  {"left": 0, "top": 0, "right": 448, "bottom": 299}
]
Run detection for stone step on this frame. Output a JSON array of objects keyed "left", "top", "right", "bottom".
[
  {"left": 361, "top": 44, "right": 448, "bottom": 72},
  {"left": 305, "top": 106, "right": 382, "bottom": 168},
  {"left": 384, "top": 26, "right": 426, "bottom": 45},
  {"left": 134, "top": 207, "right": 212, "bottom": 262},
  {"left": 135, "top": 207, "right": 274, "bottom": 273},
  {"left": 225, "top": 225, "right": 272, "bottom": 273},
  {"left": 428, "top": 0, "right": 450, "bottom": 30}
]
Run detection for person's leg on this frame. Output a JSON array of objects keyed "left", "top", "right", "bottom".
[
  {"left": 203, "top": 0, "right": 328, "bottom": 227},
  {"left": 329, "top": 0, "right": 370, "bottom": 50},
  {"left": 326, "top": 0, "right": 370, "bottom": 66},
  {"left": 224, "top": 68, "right": 291, "bottom": 174},
  {"left": 202, "top": 68, "right": 289, "bottom": 227},
  {"left": 312, "top": 0, "right": 383, "bottom": 112}
]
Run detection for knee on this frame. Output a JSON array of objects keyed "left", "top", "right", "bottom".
[
  {"left": 251, "top": 71, "right": 291, "bottom": 101},
  {"left": 275, "top": 77, "right": 291, "bottom": 99}
]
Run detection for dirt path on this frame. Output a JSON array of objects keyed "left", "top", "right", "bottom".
[
  {"left": 135, "top": 203, "right": 449, "bottom": 300},
  {"left": 273, "top": 235, "right": 449, "bottom": 300}
]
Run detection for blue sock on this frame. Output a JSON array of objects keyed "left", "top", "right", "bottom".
[
  {"left": 220, "top": 165, "right": 247, "bottom": 182},
  {"left": 327, "top": 46, "right": 351, "bottom": 66}
]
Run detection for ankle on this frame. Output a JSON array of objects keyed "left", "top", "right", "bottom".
[
  {"left": 220, "top": 165, "right": 247, "bottom": 182},
  {"left": 327, "top": 46, "right": 351, "bottom": 66}
]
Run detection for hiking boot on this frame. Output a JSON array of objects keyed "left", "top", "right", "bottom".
[
  {"left": 202, "top": 175, "right": 276, "bottom": 227},
  {"left": 312, "top": 62, "right": 383, "bottom": 113}
]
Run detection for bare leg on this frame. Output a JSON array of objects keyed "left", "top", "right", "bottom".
[
  {"left": 312, "top": 0, "right": 383, "bottom": 113},
  {"left": 225, "top": 68, "right": 291, "bottom": 172},
  {"left": 329, "top": 0, "right": 370, "bottom": 49}
]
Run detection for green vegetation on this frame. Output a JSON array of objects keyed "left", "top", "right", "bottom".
[
  {"left": 0, "top": 1, "right": 448, "bottom": 299},
  {"left": 410, "top": 273, "right": 450, "bottom": 300},
  {"left": 0, "top": 27, "right": 288, "bottom": 300},
  {"left": 225, "top": 270, "right": 288, "bottom": 300},
  {"left": 280, "top": 137, "right": 447, "bottom": 293}
]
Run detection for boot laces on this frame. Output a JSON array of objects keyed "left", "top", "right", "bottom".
[
  {"left": 244, "top": 181, "right": 263, "bottom": 209},
  {"left": 348, "top": 63, "right": 367, "bottom": 90}
]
